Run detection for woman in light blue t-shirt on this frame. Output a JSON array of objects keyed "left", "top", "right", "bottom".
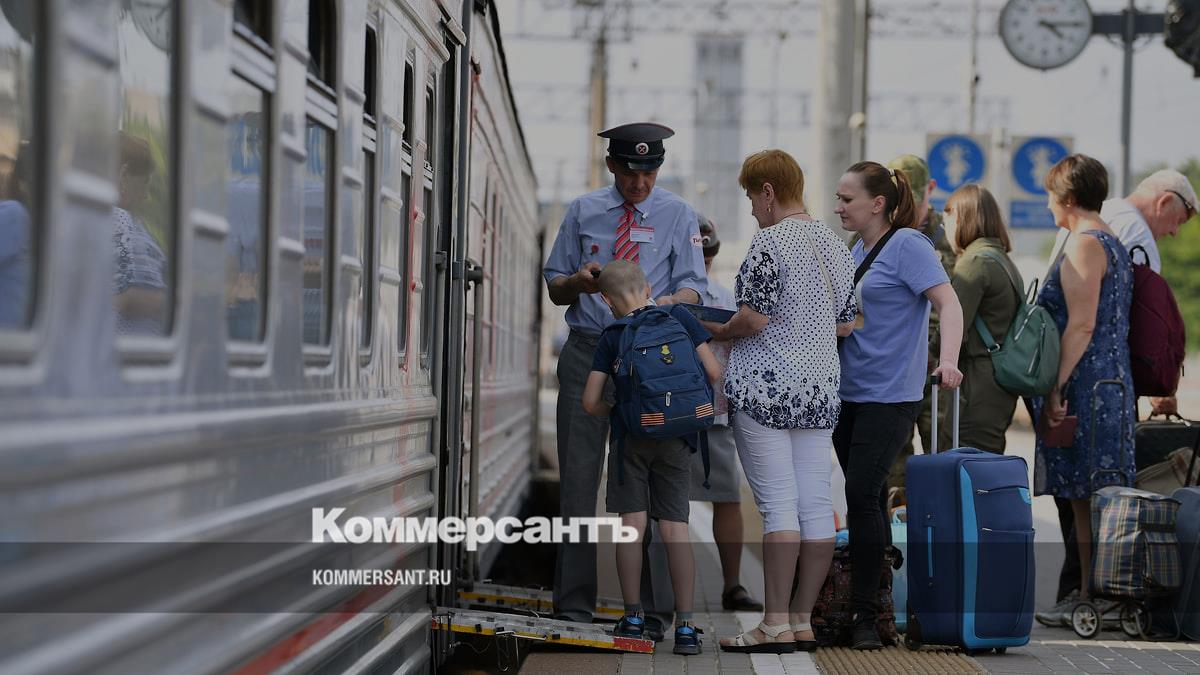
[{"left": 831, "top": 161, "right": 964, "bottom": 650}]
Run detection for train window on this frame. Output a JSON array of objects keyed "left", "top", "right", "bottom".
[
  {"left": 397, "top": 172, "right": 410, "bottom": 355},
  {"left": 234, "top": 0, "right": 270, "bottom": 45},
  {"left": 397, "top": 56, "right": 414, "bottom": 357},
  {"left": 302, "top": 120, "right": 333, "bottom": 346},
  {"left": 363, "top": 27, "right": 377, "bottom": 122},
  {"left": 225, "top": 76, "right": 269, "bottom": 343},
  {"left": 114, "top": 2, "right": 176, "bottom": 337},
  {"left": 0, "top": 5, "right": 37, "bottom": 330},
  {"left": 306, "top": 0, "right": 335, "bottom": 90},
  {"left": 360, "top": 151, "right": 374, "bottom": 351},
  {"left": 424, "top": 84, "right": 435, "bottom": 169},
  {"left": 401, "top": 60, "right": 414, "bottom": 151},
  {"left": 360, "top": 27, "right": 378, "bottom": 354},
  {"left": 419, "top": 77, "right": 438, "bottom": 365}
]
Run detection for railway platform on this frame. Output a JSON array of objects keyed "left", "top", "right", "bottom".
[
  {"left": 508, "top": 378, "right": 1200, "bottom": 674},
  {"left": 513, "top": 499, "right": 1200, "bottom": 674}
]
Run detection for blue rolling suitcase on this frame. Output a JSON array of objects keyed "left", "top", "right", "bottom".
[{"left": 904, "top": 378, "right": 1035, "bottom": 654}]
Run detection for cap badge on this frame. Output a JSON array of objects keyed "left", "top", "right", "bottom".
[{"left": 635, "top": 142, "right": 649, "bottom": 155}]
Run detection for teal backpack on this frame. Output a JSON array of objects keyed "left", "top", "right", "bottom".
[{"left": 972, "top": 250, "right": 1060, "bottom": 397}]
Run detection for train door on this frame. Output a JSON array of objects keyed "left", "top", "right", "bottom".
[{"left": 434, "top": 24, "right": 468, "bottom": 612}]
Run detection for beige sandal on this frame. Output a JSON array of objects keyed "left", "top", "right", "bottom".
[
  {"left": 719, "top": 622, "right": 796, "bottom": 654},
  {"left": 792, "top": 622, "right": 819, "bottom": 652}
]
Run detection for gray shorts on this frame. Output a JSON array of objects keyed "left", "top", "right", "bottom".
[
  {"left": 689, "top": 424, "right": 742, "bottom": 503},
  {"left": 606, "top": 435, "right": 692, "bottom": 523}
]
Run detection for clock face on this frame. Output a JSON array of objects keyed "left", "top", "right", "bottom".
[{"left": 999, "top": 0, "right": 1093, "bottom": 70}]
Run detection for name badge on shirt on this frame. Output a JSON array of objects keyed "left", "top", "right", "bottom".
[{"left": 630, "top": 226, "right": 654, "bottom": 243}]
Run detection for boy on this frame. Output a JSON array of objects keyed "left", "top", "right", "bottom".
[{"left": 581, "top": 260, "right": 722, "bottom": 655}]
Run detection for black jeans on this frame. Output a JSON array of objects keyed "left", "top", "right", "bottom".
[
  {"left": 834, "top": 400, "right": 919, "bottom": 618},
  {"left": 1055, "top": 495, "right": 1082, "bottom": 601}
]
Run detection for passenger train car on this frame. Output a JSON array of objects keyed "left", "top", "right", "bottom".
[{"left": 0, "top": 0, "right": 539, "bottom": 672}]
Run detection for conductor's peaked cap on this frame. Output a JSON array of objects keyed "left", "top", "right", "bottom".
[{"left": 599, "top": 122, "right": 675, "bottom": 171}]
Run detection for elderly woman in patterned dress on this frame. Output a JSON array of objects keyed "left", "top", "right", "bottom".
[{"left": 704, "top": 150, "right": 856, "bottom": 654}]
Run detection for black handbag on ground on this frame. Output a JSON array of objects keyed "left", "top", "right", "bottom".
[{"left": 1135, "top": 414, "right": 1200, "bottom": 471}]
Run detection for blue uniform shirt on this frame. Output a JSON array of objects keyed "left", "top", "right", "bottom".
[{"left": 543, "top": 185, "right": 708, "bottom": 336}]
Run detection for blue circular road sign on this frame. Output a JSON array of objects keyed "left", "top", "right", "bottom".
[
  {"left": 1012, "top": 137, "right": 1071, "bottom": 196},
  {"left": 928, "top": 136, "right": 986, "bottom": 192}
]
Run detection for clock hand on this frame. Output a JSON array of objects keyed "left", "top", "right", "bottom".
[{"left": 1038, "top": 19, "right": 1065, "bottom": 39}]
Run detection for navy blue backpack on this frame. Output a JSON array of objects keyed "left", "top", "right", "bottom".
[{"left": 603, "top": 307, "right": 715, "bottom": 486}]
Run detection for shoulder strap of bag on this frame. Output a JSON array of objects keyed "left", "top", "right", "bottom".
[
  {"left": 616, "top": 306, "right": 668, "bottom": 355},
  {"left": 853, "top": 224, "right": 899, "bottom": 285},
  {"left": 801, "top": 225, "right": 836, "bottom": 312},
  {"left": 975, "top": 249, "right": 1023, "bottom": 303},
  {"left": 971, "top": 249, "right": 1021, "bottom": 352}
]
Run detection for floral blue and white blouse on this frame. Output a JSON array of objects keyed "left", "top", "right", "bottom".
[{"left": 725, "top": 218, "right": 857, "bottom": 430}]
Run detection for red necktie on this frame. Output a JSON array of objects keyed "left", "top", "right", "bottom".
[{"left": 614, "top": 201, "right": 640, "bottom": 263}]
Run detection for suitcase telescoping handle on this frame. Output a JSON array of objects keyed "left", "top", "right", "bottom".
[{"left": 927, "top": 374, "right": 960, "bottom": 454}]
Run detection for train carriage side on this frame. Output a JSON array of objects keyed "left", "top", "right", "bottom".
[{"left": 0, "top": 1, "right": 533, "bottom": 673}]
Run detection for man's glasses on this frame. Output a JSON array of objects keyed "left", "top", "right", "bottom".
[{"left": 1168, "top": 190, "right": 1196, "bottom": 218}]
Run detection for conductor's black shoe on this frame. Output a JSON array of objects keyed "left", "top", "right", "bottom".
[
  {"left": 643, "top": 616, "right": 665, "bottom": 642},
  {"left": 850, "top": 616, "right": 882, "bottom": 651}
]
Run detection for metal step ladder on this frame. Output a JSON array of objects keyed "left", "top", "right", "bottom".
[
  {"left": 431, "top": 607, "right": 654, "bottom": 654},
  {"left": 457, "top": 582, "right": 624, "bottom": 619}
]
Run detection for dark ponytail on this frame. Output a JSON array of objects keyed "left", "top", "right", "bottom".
[{"left": 847, "top": 161, "right": 919, "bottom": 229}]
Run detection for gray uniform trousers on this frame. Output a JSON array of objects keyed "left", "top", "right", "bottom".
[{"left": 554, "top": 330, "right": 674, "bottom": 625}]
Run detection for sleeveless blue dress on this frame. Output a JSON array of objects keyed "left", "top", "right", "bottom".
[{"left": 1031, "top": 230, "right": 1135, "bottom": 499}]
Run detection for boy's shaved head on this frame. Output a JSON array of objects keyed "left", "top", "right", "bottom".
[{"left": 599, "top": 260, "right": 647, "bottom": 298}]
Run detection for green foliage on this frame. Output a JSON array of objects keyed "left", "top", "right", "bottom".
[{"left": 1142, "top": 159, "right": 1200, "bottom": 351}]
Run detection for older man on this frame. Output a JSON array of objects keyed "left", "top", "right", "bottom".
[
  {"left": 1037, "top": 168, "right": 1197, "bottom": 627},
  {"left": 543, "top": 122, "right": 707, "bottom": 635}
]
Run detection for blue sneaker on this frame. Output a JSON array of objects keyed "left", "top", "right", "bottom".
[
  {"left": 614, "top": 613, "right": 645, "bottom": 638},
  {"left": 673, "top": 622, "right": 703, "bottom": 655}
]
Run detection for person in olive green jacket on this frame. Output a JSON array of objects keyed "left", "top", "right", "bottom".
[
  {"left": 937, "top": 184, "right": 1022, "bottom": 453},
  {"left": 882, "top": 155, "right": 957, "bottom": 495}
]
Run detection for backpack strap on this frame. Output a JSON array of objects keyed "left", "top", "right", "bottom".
[
  {"left": 699, "top": 430, "right": 711, "bottom": 489},
  {"left": 1129, "top": 244, "right": 1150, "bottom": 267},
  {"left": 975, "top": 249, "right": 1023, "bottom": 303},
  {"left": 972, "top": 249, "right": 1022, "bottom": 353}
]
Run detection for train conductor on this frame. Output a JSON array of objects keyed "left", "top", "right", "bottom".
[{"left": 542, "top": 123, "right": 709, "bottom": 627}]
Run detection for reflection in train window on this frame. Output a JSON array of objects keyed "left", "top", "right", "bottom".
[
  {"left": 234, "top": 0, "right": 270, "bottom": 45},
  {"left": 115, "top": 2, "right": 174, "bottom": 336},
  {"left": 303, "top": 120, "right": 332, "bottom": 346},
  {"left": 225, "top": 76, "right": 269, "bottom": 343},
  {"left": 0, "top": 5, "right": 36, "bottom": 330}
]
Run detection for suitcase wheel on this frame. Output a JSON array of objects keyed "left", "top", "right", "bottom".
[
  {"left": 1071, "top": 601, "right": 1101, "bottom": 639},
  {"left": 994, "top": 647, "right": 1007, "bottom": 655},
  {"left": 903, "top": 612, "right": 922, "bottom": 651}
]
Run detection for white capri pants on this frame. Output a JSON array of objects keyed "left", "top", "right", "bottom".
[{"left": 733, "top": 411, "right": 835, "bottom": 539}]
